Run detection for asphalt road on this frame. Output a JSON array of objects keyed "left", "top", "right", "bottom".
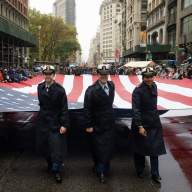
[{"left": 0, "top": 116, "right": 192, "bottom": 192}]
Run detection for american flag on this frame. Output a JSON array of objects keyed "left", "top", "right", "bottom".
[{"left": 0, "top": 74, "right": 192, "bottom": 116}]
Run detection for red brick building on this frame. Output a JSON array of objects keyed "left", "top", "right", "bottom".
[{"left": 0, "top": 0, "right": 36, "bottom": 67}]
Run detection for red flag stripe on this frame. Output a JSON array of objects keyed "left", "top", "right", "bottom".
[
  {"left": 67, "top": 76, "right": 84, "bottom": 102},
  {"left": 137, "top": 76, "right": 192, "bottom": 107},
  {"left": 54, "top": 74, "right": 65, "bottom": 86},
  {"left": 155, "top": 78, "right": 192, "bottom": 89},
  {"left": 110, "top": 75, "right": 132, "bottom": 103},
  {"left": 92, "top": 75, "right": 98, "bottom": 83},
  {"left": 135, "top": 76, "right": 192, "bottom": 107},
  {"left": 129, "top": 76, "right": 165, "bottom": 110}
]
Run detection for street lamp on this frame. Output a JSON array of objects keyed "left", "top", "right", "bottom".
[{"left": 38, "top": 25, "right": 41, "bottom": 62}]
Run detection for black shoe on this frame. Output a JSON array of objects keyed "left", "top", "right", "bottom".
[
  {"left": 137, "top": 171, "right": 144, "bottom": 179},
  {"left": 55, "top": 173, "right": 62, "bottom": 183},
  {"left": 92, "top": 166, "right": 96, "bottom": 174},
  {"left": 46, "top": 158, "right": 52, "bottom": 172},
  {"left": 151, "top": 175, "right": 161, "bottom": 184},
  {"left": 99, "top": 173, "right": 106, "bottom": 184},
  {"left": 47, "top": 163, "right": 52, "bottom": 172}
]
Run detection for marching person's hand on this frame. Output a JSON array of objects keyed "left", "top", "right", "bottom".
[
  {"left": 60, "top": 126, "right": 67, "bottom": 134},
  {"left": 139, "top": 126, "right": 147, "bottom": 137},
  {"left": 86, "top": 127, "right": 94, "bottom": 133}
]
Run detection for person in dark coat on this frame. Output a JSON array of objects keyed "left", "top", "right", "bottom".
[
  {"left": 36, "top": 65, "right": 70, "bottom": 183},
  {"left": 131, "top": 67, "right": 166, "bottom": 185},
  {"left": 84, "top": 66, "right": 115, "bottom": 183}
]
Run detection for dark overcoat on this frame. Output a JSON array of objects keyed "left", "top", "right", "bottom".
[
  {"left": 131, "top": 82, "right": 166, "bottom": 156},
  {"left": 36, "top": 81, "right": 70, "bottom": 163},
  {"left": 84, "top": 80, "right": 115, "bottom": 163}
]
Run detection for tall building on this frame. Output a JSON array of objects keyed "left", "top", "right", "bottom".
[
  {"left": 165, "top": 0, "right": 192, "bottom": 62},
  {"left": 0, "top": 0, "right": 36, "bottom": 67},
  {"left": 99, "top": 0, "right": 122, "bottom": 64},
  {"left": 53, "top": 0, "right": 76, "bottom": 26},
  {"left": 122, "top": 0, "right": 148, "bottom": 61},
  {"left": 88, "top": 32, "right": 100, "bottom": 67},
  {"left": 146, "top": 0, "right": 171, "bottom": 60}
]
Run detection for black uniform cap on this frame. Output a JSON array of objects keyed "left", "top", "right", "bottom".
[
  {"left": 97, "top": 65, "right": 109, "bottom": 75},
  {"left": 142, "top": 67, "right": 156, "bottom": 77}
]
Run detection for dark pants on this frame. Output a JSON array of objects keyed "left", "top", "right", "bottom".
[
  {"left": 88, "top": 134, "right": 111, "bottom": 175},
  {"left": 96, "top": 162, "right": 110, "bottom": 175},
  {"left": 134, "top": 153, "right": 159, "bottom": 176},
  {"left": 36, "top": 130, "right": 67, "bottom": 173},
  {"left": 46, "top": 158, "right": 63, "bottom": 173}
]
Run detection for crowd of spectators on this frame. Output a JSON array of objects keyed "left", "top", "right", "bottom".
[
  {"left": 115, "top": 64, "right": 192, "bottom": 80},
  {"left": 155, "top": 65, "right": 192, "bottom": 80},
  {"left": 0, "top": 67, "right": 33, "bottom": 83},
  {"left": 1, "top": 58, "right": 192, "bottom": 83}
]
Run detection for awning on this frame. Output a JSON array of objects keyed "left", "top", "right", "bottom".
[
  {"left": 0, "top": 16, "right": 37, "bottom": 47},
  {"left": 123, "top": 61, "right": 155, "bottom": 68}
]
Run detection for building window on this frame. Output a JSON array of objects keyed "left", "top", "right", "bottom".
[
  {"left": 0, "top": 3, "right": 2, "bottom": 16},
  {"left": 141, "top": 13, "right": 147, "bottom": 22},
  {"left": 152, "top": 31, "right": 158, "bottom": 44},
  {"left": 152, "top": 0, "right": 155, "bottom": 10},
  {"left": 181, "top": 15, "right": 192, "bottom": 43},
  {"left": 160, "top": 7, "right": 164, "bottom": 17},
  {"left": 159, "top": 28, "right": 163, "bottom": 44},
  {"left": 168, "top": 6, "right": 176, "bottom": 24},
  {"left": 182, "top": 0, "right": 192, "bottom": 9},
  {"left": 141, "top": 0, "right": 148, "bottom": 10},
  {"left": 168, "top": 29, "right": 176, "bottom": 48},
  {"left": 148, "top": 35, "right": 151, "bottom": 44},
  {"left": 156, "top": 10, "right": 159, "bottom": 22},
  {"left": 148, "top": 3, "right": 152, "bottom": 12}
]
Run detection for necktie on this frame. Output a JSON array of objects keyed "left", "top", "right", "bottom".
[
  {"left": 46, "top": 86, "right": 49, "bottom": 92},
  {"left": 104, "top": 85, "right": 109, "bottom": 96}
]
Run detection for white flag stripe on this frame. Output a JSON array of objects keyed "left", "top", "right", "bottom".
[
  {"left": 63, "top": 75, "right": 74, "bottom": 95},
  {"left": 158, "top": 97, "right": 192, "bottom": 109},
  {"left": 109, "top": 76, "right": 132, "bottom": 108},
  {"left": 11, "top": 78, "right": 44, "bottom": 94},
  {"left": 136, "top": 75, "right": 192, "bottom": 109},
  {"left": 119, "top": 75, "right": 135, "bottom": 93},
  {"left": 137, "top": 75, "right": 192, "bottom": 98},
  {"left": 113, "top": 92, "right": 132, "bottom": 108},
  {"left": 156, "top": 81, "right": 192, "bottom": 97},
  {"left": 12, "top": 84, "right": 38, "bottom": 94},
  {"left": 77, "top": 75, "right": 93, "bottom": 102}
]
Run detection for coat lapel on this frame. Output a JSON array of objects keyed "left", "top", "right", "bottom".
[{"left": 95, "top": 80, "right": 109, "bottom": 98}]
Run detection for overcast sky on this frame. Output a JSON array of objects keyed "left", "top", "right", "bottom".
[{"left": 29, "top": 0, "right": 103, "bottom": 61}]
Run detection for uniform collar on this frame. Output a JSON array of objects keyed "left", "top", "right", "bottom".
[
  {"left": 98, "top": 81, "right": 108, "bottom": 89},
  {"left": 143, "top": 81, "right": 155, "bottom": 88}
]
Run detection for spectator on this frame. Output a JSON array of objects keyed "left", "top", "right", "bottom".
[
  {"left": 2, "top": 69, "right": 11, "bottom": 82},
  {"left": 0, "top": 69, "right": 4, "bottom": 82},
  {"left": 187, "top": 66, "right": 192, "bottom": 79}
]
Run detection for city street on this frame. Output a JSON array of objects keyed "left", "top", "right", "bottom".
[
  {"left": 0, "top": 117, "right": 192, "bottom": 192},
  {"left": 0, "top": 0, "right": 192, "bottom": 191}
]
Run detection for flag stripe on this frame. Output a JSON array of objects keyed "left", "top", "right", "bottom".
[
  {"left": 155, "top": 78, "right": 192, "bottom": 89},
  {"left": 63, "top": 75, "right": 74, "bottom": 95},
  {"left": 110, "top": 75, "right": 132, "bottom": 103},
  {"left": 136, "top": 76, "right": 192, "bottom": 109},
  {"left": 1, "top": 74, "right": 192, "bottom": 110},
  {"left": 55, "top": 74, "right": 65, "bottom": 86},
  {"left": 108, "top": 76, "right": 131, "bottom": 108},
  {"left": 78, "top": 75, "right": 93, "bottom": 103},
  {"left": 67, "top": 75, "right": 83, "bottom": 102},
  {"left": 136, "top": 75, "right": 192, "bottom": 107},
  {"left": 127, "top": 76, "right": 165, "bottom": 109}
]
